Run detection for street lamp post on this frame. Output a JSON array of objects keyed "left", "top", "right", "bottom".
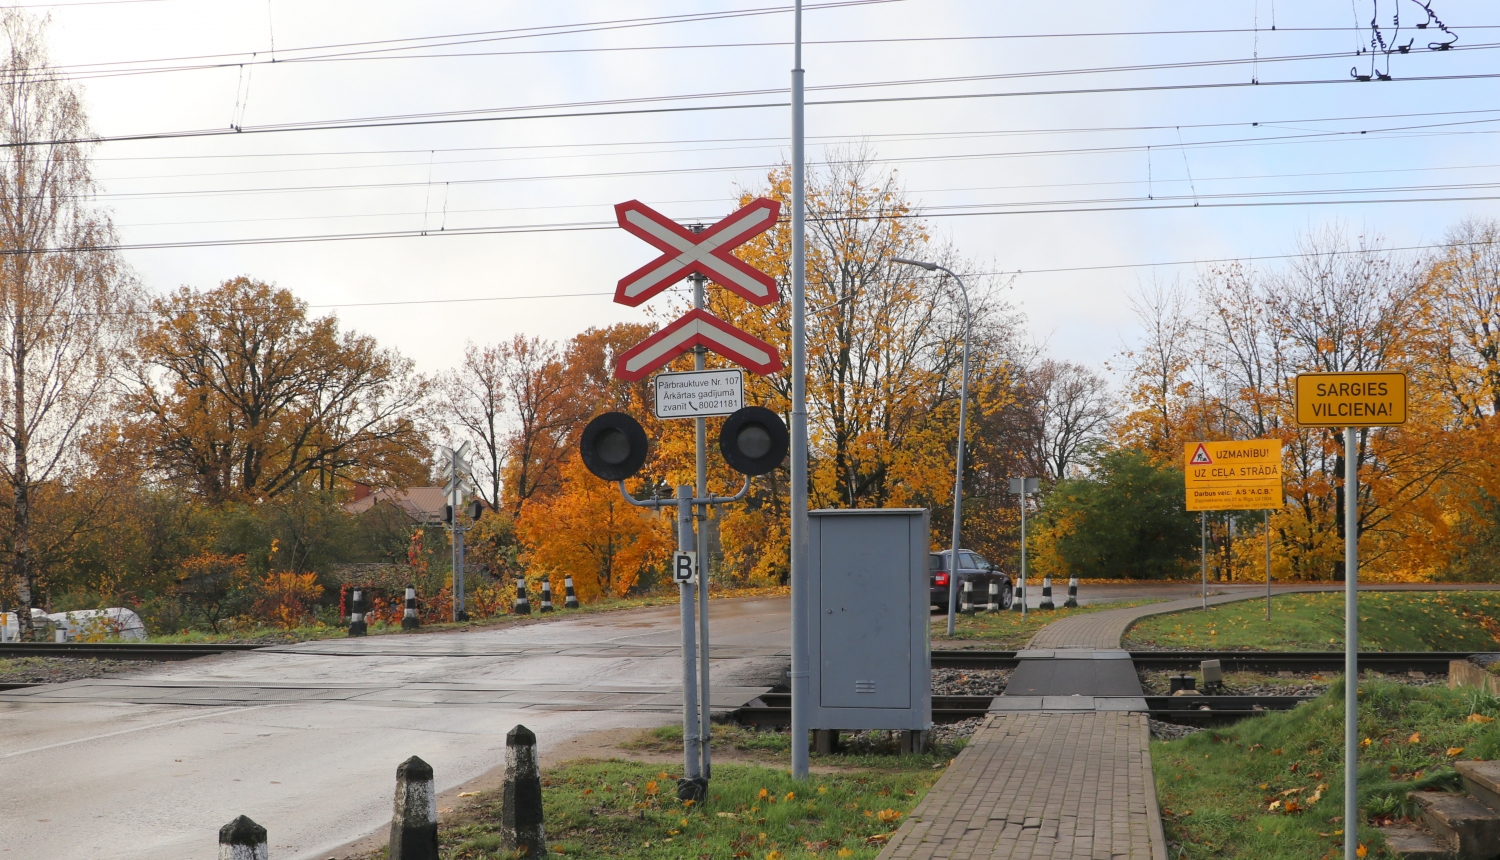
[{"left": 893, "top": 258, "right": 970, "bottom": 638}]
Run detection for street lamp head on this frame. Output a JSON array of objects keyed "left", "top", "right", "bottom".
[{"left": 891, "top": 256, "right": 939, "bottom": 271}]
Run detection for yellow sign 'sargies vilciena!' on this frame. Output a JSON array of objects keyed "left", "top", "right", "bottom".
[{"left": 1294, "top": 371, "right": 1408, "bottom": 427}]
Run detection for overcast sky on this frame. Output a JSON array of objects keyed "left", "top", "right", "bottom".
[{"left": 31, "top": 0, "right": 1500, "bottom": 379}]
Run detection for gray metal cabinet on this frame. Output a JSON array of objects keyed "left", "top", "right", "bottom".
[{"left": 807, "top": 508, "right": 931, "bottom": 731}]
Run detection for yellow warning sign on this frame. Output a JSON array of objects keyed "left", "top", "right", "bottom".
[
  {"left": 1184, "top": 439, "right": 1283, "bottom": 511},
  {"left": 1294, "top": 371, "right": 1407, "bottom": 427}
]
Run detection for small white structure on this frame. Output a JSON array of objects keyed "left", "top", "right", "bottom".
[{"left": 1, "top": 608, "right": 146, "bottom": 641}]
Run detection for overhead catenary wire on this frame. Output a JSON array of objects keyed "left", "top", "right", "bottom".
[
  {"left": 12, "top": 65, "right": 1500, "bottom": 149},
  {"left": 0, "top": 237, "right": 1486, "bottom": 319}
]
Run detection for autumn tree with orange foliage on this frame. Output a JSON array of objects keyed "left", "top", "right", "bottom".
[
  {"left": 128, "top": 278, "right": 429, "bottom": 503},
  {"left": 1110, "top": 224, "right": 1496, "bottom": 582},
  {"left": 515, "top": 457, "right": 672, "bottom": 600}
]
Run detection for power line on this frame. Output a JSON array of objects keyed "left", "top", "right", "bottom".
[
  {"left": 31, "top": 67, "right": 1500, "bottom": 150},
  {"left": 0, "top": 238, "right": 1486, "bottom": 319},
  {"left": 107, "top": 159, "right": 1500, "bottom": 232},
  {"left": 77, "top": 118, "right": 1500, "bottom": 203},
  {"left": 6, "top": 188, "right": 1500, "bottom": 257}
]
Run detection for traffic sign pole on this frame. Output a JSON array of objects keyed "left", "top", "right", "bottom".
[
  {"left": 789, "top": 0, "right": 811, "bottom": 783},
  {"left": 1266, "top": 510, "right": 1272, "bottom": 621},
  {"left": 1344, "top": 426, "right": 1359, "bottom": 860},
  {"left": 676, "top": 484, "right": 705, "bottom": 799},
  {"left": 691, "top": 268, "right": 714, "bottom": 781},
  {"left": 1201, "top": 512, "right": 1208, "bottom": 611}
]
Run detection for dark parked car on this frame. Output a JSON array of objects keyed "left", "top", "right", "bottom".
[{"left": 929, "top": 549, "right": 1013, "bottom": 612}]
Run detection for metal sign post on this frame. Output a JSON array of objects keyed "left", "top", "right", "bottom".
[
  {"left": 1293, "top": 371, "right": 1408, "bottom": 860},
  {"left": 1008, "top": 478, "right": 1038, "bottom": 617},
  {"left": 604, "top": 183, "right": 784, "bottom": 795},
  {"left": 789, "top": 0, "right": 810, "bottom": 784},
  {"left": 439, "top": 442, "right": 473, "bottom": 621}
]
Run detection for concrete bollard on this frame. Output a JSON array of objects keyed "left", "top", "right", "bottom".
[
  {"left": 1064, "top": 577, "right": 1079, "bottom": 609},
  {"left": 539, "top": 579, "right": 554, "bottom": 613},
  {"left": 1011, "top": 583, "right": 1025, "bottom": 611},
  {"left": 401, "top": 585, "right": 420, "bottom": 630},
  {"left": 1039, "top": 577, "right": 1055, "bottom": 610},
  {"left": 390, "top": 756, "right": 439, "bottom": 860},
  {"left": 501, "top": 725, "right": 547, "bottom": 857},
  {"left": 987, "top": 580, "right": 1001, "bottom": 612},
  {"left": 563, "top": 576, "right": 579, "bottom": 610},
  {"left": 349, "top": 588, "right": 367, "bottom": 637},
  {"left": 513, "top": 578, "right": 531, "bottom": 615},
  {"left": 218, "top": 815, "right": 268, "bottom": 860},
  {"left": 960, "top": 579, "right": 974, "bottom": 614}
]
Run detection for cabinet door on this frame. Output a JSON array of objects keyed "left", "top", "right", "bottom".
[{"left": 819, "top": 515, "right": 911, "bottom": 709}]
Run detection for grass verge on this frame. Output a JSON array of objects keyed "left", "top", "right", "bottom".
[
  {"left": 1155, "top": 677, "right": 1500, "bottom": 859},
  {"left": 1126, "top": 591, "right": 1500, "bottom": 652},
  {"left": 935, "top": 599, "right": 1165, "bottom": 649},
  {"left": 389, "top": 755, "right": 944, "bottom": 859}
]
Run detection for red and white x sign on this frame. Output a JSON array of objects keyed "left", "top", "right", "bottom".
[
  {"left": 614, "top": 309, "right": 782, "bottom": 381},
  {"left": 614, "top": 197, "right": 781, "bottom": 307}
]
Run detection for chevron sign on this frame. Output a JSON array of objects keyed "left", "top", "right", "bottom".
[{"left": 611, "top": 199, "right": 783, "bottom": 381}]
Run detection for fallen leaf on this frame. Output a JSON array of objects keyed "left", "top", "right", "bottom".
[
  {"left": 1268, "top": 801, "right": 1282, "bottom": 811},
  {"left": 1357, "top": 844, "right": 1368, "bottom": 858},
  {"left": 458, "top": 791, "right": 479, "bottom": 798},
  {"left": 1468, "top": 714, "right": 1495, "bottom": 724},
  {"left": 864, "top": 834, "right": 891, "bottom": 846},
  {"left": 877, "top": 808, "right": 903, "bottom": 824},
  {"left": 1408, "top": 732, "right": 1422, "bottom": 744},
  {"left": 1448, "top": 747, "right": 1465, "bottom": 757},
  {"left": 1278, "top": 787, "right": 1304, "bottom": 796},
  {"left": 645, "top": 781, "right": 659, "bottom": 796},
  {"left": 837, "top": 850, "right": 854, "bottom": 859},
  {"left": 1359, "top": 738, "right": 1372, "bottom": 748}
]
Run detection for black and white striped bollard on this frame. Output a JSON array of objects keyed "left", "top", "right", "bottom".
[
  {"left": 1011, "top": 583, "right": 1025, "bottom": 612},
  {"left": 218, "top": 815, "right": 268, "bottom": 860},
  {"left": 1064, "top": 577, "right": 1079, "bottom": 609},
  {"left": 1039, "top": 577, "right": 1055, "bottom": 610},
  {"left": 960, "top": 579, "right": 974, "bottom": 614},
  {"left": 563, "top": 576, "right": 579, "bottom": 610},
  {"left": 513, "top": 578, "right": 531, "bottom": 615},
  {"left": 987, "top": 580, "right": 1002, "bottom": 612},
  {"left": 501, "top": 725, "right": 547, "bottom": 856},
  {"left": 539, "top": 578, "right": 554, "bottom": 613},
  {"left": 349, "top": 588, "right": 367, "bottom": 637},
  {"left": 389, "top": 756, "right": 439, "bottom": 860},
  {"left": 401, "top": 584, "right": 420, "bottom": 630}
]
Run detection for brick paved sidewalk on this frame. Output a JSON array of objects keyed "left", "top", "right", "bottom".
[{"left": 878, "top": 712, "right": 1165, "bottom": 860}]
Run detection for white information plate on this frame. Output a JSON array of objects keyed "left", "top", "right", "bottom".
[
  {"left": 654, "top": 368, "right": 744, "bottom": 419},
  {"left": 673, "top": 551, "right": 699, "bottom": 584}
]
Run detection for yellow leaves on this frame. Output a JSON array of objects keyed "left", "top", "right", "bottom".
[
  {"left": 1448, "top": 747, "right": 1466, "bottom": 757},
  {"left": 1468, "top": 713, "right": 1495, "bottom": 724},
  {"left": 784, "top": 791, "right": 796, "bottom": 802},
  {"left": 876, "top": 808, "right": 903, "bottom": 824},
  {"left": 757, "top": 788, "right": 770, "bottom": 801},
  {"left": 1408, "top": 732, "right": 1422, "bottom": 744},
  {"left": 1360, "top": 738, "right": 1372, "bottom": 747},
  {"left": 1357, "top": 843, "right": 1368, "bottom": 858},
  {"left": 716, "top": 812, "right": 737, "bottom": 819},
  {"left": 837, "top": 850, "right": 854, "bottom": 859},
  {"left": 817, "top": 785, "right": 828, "bottom": 795},
  {"left": 766, "top": 852, "right": 783, "bottom": 860},
  {"left": 644, "top": 780, "right": 659, "bottom": 796}
]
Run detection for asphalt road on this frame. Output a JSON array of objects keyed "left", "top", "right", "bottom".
[{"left": 0, "top": 597, "right": 790, "bottom": 860}]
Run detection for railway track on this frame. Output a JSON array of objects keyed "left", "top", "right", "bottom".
[{"left": 0, "top": 642, "right": 267, "bottom": 660}]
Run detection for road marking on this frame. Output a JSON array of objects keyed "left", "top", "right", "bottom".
[{"left": 0, "top": 705, "right": 266, "bottom": 759}]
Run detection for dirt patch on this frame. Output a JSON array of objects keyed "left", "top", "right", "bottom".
[{"left": 0, "top": 656, "right": 159, "bottom": 684}]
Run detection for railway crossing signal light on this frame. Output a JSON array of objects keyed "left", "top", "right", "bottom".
[
  {"left": 719, "top": 406, "right": 789, "bottom": 476},
  {"left": 579, "top": 411, "right": 650, "bottom": 481}
]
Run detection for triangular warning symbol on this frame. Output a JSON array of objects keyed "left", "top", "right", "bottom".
[{"left": 1190, "top": 444, "right": 1213, "bottom": 466}]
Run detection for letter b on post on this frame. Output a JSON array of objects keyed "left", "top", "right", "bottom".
[{"left": 673, "top": 551, "right": 698, "bottom": 584}]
